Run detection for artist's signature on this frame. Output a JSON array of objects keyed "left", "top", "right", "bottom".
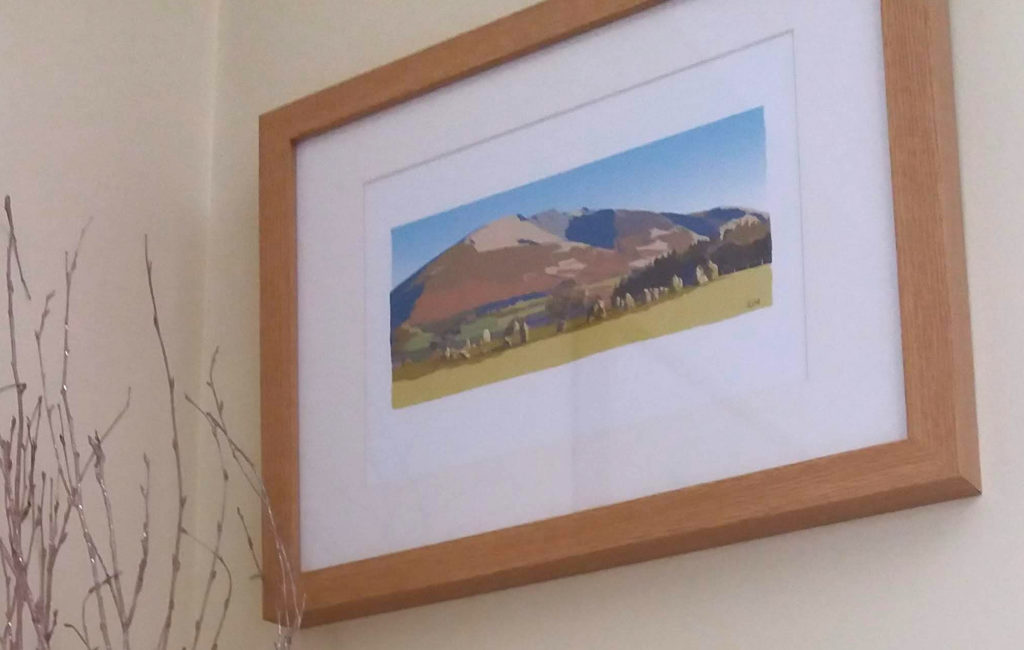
[{"left": 746, "top": 298, "right": 762, "bottom": 309}]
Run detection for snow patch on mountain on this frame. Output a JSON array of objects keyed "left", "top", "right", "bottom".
[
  {"left": 465, "top": 215, "right": 565, "bottom": 252},
  {"left": 719, "top": 213, "right": 764, "bottom": 237},
  {"left": 636, "top": 239, "right": 671, "bottom": 255},
  {"left": 544, "top": 257, "right": 587, "bottom": 277}
]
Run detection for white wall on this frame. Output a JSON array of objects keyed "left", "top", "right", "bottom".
[{"left": 5, "top": 0, "right": 1023, "bottom": 647}]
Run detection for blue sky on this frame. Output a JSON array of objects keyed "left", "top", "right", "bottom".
[{"left": 391, "top": 107, "right": 766, "bottom": 287}]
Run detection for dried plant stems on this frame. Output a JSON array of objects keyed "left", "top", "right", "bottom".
[
  {"left": 0, "top": 195, "right": 70, "bottom": 650},
  {"left": 3, "top": 195, "right": 32, "bottom": 649},
  {"left": 1, "top": 194, "right": 303, "bottom": 649},
  {"left": 185, "top": 352, "right": 303, "bottom": 648},
  {"left": 62, "top": 229, "right": 121, "bottom": 650},
  {"left": 146, "top": 234, "right": 303, "bottom": 648}
]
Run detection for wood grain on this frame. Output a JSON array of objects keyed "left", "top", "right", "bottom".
[
  {"left": 882, "top": 0, "right": 979, "bottom": 488},
  {"left": 259, "top": 110, "right": 300, "bottom": 620},
  {"left": 258, "top": 0, "right": 979, "bottom": 626}
]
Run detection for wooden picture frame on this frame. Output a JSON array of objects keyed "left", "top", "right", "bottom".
[{"left": 259, "top": 0, "right": 978, "bottom": 627}]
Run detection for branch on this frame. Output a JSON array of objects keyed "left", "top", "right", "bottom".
[
  {"left": 145, "top": 238, "right": 186, "bottom": 650},
  {"left": 87, "top": 432, "right": 128, "bottom": 640},
  {"left": 63, "top": 622, "right": 93, "bottom": 650},
  {"left": 124, "top": 456, "right": 150, "bottom": 628},
  {"left": 4, "top": 196, "right": 31, "bottom": 300},
  {"left": 236, "top": 508, "right": 262, "bottom": 579}
]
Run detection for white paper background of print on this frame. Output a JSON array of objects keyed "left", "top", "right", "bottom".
[
  {"left": 366, "top": 39, "right": 795, "bottom": 484},
  {"left": 295, "top": 0, "right": 903, "bottom": 570}
]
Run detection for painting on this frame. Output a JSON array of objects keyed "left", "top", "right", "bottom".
[
  {"left": 390, "top": 108, "right": 772, "bottom": 408},
  {"left": 264, "top": 0, "right": 978, "bottom": 624}
]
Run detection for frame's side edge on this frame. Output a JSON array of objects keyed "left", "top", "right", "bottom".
[
  {"left": 881, "top": 0, "right": 979, "bottom": 490},
  {"left": 261, "top": 0, "right": 668, "bottom": 141},
  {"left": 258, "top": 115, "right": 303, "bottom": 621},
  {"left": 927, "top": 0, "right": 980, "bottom": 490}
]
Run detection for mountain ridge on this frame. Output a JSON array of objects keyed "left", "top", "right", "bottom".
[{"left": 392, "top": 206, "right": 769, "bottom": 331}]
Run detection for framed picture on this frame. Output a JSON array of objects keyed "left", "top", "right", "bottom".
[{"left": 259, "top": 0, "right": 979, "bottom": 626}]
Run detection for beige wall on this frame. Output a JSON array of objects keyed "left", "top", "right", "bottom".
[{"left": 5, "top": 0, "right": 1024, "bottom": 647}]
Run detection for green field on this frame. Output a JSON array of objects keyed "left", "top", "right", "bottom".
[{"left": 392, "top": 264, "right": 772, "bottom": 408}]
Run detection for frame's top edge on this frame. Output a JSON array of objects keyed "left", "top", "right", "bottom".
[
  {"left": 255, "top": 0, "right": 548, "bottom": 125},
  {"left": 257, "top": 0, "right": 667, "bottom": 142}
]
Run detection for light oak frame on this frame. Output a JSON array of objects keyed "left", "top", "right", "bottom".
[{"left": 259, "top": 0, "right": 978, "bottom": 627}]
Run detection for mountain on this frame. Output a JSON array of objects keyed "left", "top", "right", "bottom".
[{"left": 391, "top": 206, "right": 769, "bottom": 332}]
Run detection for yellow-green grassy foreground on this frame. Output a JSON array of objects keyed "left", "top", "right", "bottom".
[{"left": 392, "top": 264, "right": 772, "bottom": 408}]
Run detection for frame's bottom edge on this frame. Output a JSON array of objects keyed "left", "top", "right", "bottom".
[{"left": 284, "top": 472, "right": 979, "bottom": 627}]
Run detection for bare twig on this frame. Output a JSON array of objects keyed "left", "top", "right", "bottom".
[
  {"left": 236, "top": 507, "right": 262, "bottom": 579},
  {"left": 4, "top": 196, "right": 31, "bottom": 300},
  {"left": 124, "top": 456, "right": 150, "bottom": 628},
  {"left": 145, "top": 237, "right": 187, "bottom": 650},
  {"left": 63, "top": 621, "right": 92, "bottom": 650}
]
